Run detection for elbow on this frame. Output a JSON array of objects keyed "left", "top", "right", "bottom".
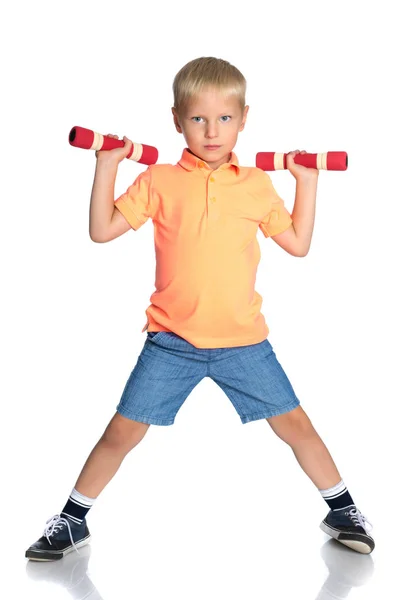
[
  {"left": 89, "top": 231, "right": 108, "bottom": 243},
  {"left": 294, "top": 246, "right": 310, "bottom": 257}
]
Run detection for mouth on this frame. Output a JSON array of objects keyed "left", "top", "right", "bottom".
[{"left": 204, "top": 145, "right": 221, "bottom": 150}]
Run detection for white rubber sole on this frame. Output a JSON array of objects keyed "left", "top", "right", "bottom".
[
  {"left": 320, "top": 522, "right": 372, "bottom": 554},
  {"left": 26, "top": 534, "right": 92, "bottom": 561}
]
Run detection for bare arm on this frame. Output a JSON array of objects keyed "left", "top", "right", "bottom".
[
  {"left": 271, "top": 151, "right": 319, "bottom": 257},
  {"left": 271, "top": 177, "right": 318, "bottom": 256},
  {"left": 89, "top": 135, "right": 133, "bottom": 243}
]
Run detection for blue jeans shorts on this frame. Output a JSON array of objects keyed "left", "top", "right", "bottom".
[{"left": 116, "top": 332, "right": 300, "bottom": 426}]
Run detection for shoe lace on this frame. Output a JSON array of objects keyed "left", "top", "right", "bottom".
[
  {"left": 348, "top": 508, "right": 373, "bottom": 532},
  {"left": 43, "top": 514, "right": 80, "bottom": 555}
]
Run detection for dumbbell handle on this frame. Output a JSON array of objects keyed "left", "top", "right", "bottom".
[
  {"left": 68, "top": 126, "right": 158, "bottom": 165},
  {"left": 256, "top": 152, "right": 348, "bottom": 171}
]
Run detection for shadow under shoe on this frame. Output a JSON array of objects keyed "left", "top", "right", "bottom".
[
  {"left": 315, "top": 538, "right": 375, "bottom": 599},
  {"left": 25, "top": 514, "right": 91, "bottom": 561},
  {"left": 26, "top": 545, "right": 103, "bottom": 599}
]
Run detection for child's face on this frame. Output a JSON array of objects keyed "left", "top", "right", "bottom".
[{"left": 172, "top": 87, "right": 249, "bottom": 170}]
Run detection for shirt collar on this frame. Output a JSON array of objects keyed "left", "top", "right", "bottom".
[{"left": 178, "top": 147, "right": 240, "bottom": 174}]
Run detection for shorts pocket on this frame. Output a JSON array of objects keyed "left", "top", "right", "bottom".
[{"left": 147, "top": 331, "right": 164, "bottom": 341}]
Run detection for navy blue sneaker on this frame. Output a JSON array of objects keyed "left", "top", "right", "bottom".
[
  {"left": 320, "top": 504, "right": 374, "bottom": 554},
  {"left": 25, "top": 514, "right": 91, "bottom": 561}
]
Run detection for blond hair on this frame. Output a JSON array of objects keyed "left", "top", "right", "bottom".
[{"left": 172, "top": 57, "right": 246, "bottom": 116}]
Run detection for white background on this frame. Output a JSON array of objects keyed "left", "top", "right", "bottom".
[{"left": 1, "top": 0, "right": 399, "bottom": 598}]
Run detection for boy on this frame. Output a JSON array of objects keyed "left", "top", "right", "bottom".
[{"left": 26, "top": 57, "right": 374, "bottom": 560}]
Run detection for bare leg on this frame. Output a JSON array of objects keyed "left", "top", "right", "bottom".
[
  {"left": 266, "top": 406, "right": 341, "bottom": 490},
  {"left": 73, "top": 413, "right": 150, "bottom": 498}
]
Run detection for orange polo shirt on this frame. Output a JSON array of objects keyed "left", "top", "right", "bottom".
[{"left": 114, "top": 147, "right": 293, "bottom": 348}]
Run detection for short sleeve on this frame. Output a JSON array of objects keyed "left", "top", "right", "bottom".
[
  {"left": 259, "top": 173, "right": 293, "bottom": 238},
  {"left": 114, "top": 166, "right": 152, "bottom": 230}
]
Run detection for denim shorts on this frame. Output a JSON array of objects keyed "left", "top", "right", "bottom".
[{"left": 116, "top": 332, "right": 300, "bottom": 426}]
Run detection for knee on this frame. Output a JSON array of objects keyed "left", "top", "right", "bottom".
[
  {"left": 101, "top": 414, "right": 150, "bottom": 451},
  {"left": 268, "top": 407, "right": 316, "bottom": 446}
]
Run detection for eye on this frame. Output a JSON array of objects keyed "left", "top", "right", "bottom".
[{"left": 191, "top": 116, "right": 232, "bottom": 123}]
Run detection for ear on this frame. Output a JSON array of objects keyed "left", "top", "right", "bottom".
[
  {"left": 171, "top": 107, "right": 183, "bottom": 134},
  {"left": 239, "top": 105, "right": 249, "bottom": 132}
]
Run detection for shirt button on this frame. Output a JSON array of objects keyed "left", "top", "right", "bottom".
[
  {"left": 210, "top": 197, "right": 216, "bottom": 203},
  {"left": 210, "top": 176, "right": 215, "bottom": 182}
]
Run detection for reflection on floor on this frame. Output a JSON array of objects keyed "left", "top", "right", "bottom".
[{"left": 25, "top": 538, "right": 374, "bottom": 600}]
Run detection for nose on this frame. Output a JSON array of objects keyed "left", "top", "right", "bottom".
[{"left": 205, "top": 122, "right": 218, "bottom": 139}]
